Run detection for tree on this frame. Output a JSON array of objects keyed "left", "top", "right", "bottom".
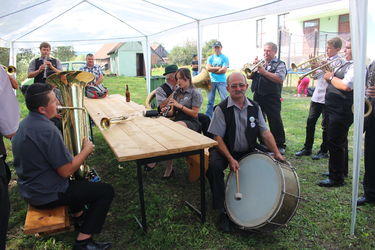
[
  {"left": 0, "top": 47, "right": 9, "bottom": 66},
  {"left": 52, "top": 46, "right": 76, "bottom": 61},
  {"left": 16, "top": 48, "right": 35, "bottom": 81},
  {"left": 168, "top": 40, "right": 197, "bottom": 66},
  {"left": 201, "top": 39, "right": 217, "bottom": 63}
]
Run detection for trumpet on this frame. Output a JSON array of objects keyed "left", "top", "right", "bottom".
[
  {"left": 1, "top": 65, "right": 16, "bottom": 75},
  {"left": 242, "top": 58, "right": 266, "bottom": 79},
  {"left": 298, "top": 57, "right": 343, "bottom": 80},
  {"left": 291, "top": 54, "right": 325, "bottom": 71},
  {"left": 100, "top": 116, "right": 128, "bottom": 129}
]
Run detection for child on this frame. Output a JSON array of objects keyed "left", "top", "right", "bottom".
[{"left": 296, "top": 77, "right": 310, "bottom": 97}]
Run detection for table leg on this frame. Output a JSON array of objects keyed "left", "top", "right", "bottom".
[
  {"left": 200, "top": 149, "right": 206, "bottom": 223},
  {"left": 136, "top": 161, "right": 147, "bottom": 233}
]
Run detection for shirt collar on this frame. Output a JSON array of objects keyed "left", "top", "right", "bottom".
[{"left": 227, "top": 96, "right": 252, "bottom": 109}]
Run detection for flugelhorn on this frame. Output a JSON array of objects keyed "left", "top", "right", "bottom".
[
  {"left": 100, "top": 116, "right": 128, "bottom": 129},
  {"left": 1, "top": 65, "right": 16, "bottom": 75},
  {"left": 298, "top": 57, "right": 343, "bottom": 80},
  {"left": 291, "top": 54, "right": 325, "bottom": 71},
  {"left": 242, "top": 58, "right": 265, "bottom": 79}
]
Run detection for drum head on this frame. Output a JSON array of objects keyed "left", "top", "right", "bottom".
[{"left": 225, "top": 153, "right": 283, "bottom": 229}]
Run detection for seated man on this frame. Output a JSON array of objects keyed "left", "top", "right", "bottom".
[
  {"left": 80, "top": 53, "right": 107, "bottom": 98},
  {"left": 206, "top": 72, "right": 284, "bottom": 232},
  {"left": 12, "top": 83, "right": 114, "bottom": 250}
]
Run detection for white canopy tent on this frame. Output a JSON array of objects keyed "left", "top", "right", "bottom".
[{"left": 0, "top": 0, "right": 368, "bottom": 236}]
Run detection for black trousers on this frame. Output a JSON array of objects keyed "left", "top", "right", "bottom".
[
  {"left": 206, "top": 148, "right": 248, "bottom": 210},
  {"left": 35, "top": 180, "right": 114, "bottom": 235},
  {"left": 253, "top": 93, "right": 286, "bottom": 148},
  {"left": 364, "top": 115, "right": 375, "bottom": 200},
  {"left": 198, "top": 113, "right": 213, "bottom": 138},
  {"left": 304, "top": 101, "right": 328, "bottom": 152},
  {"left": 0, "top": 159, "right": 10, "bottom": 250},
  {"left": 327, "top": 115, "right": 352, "bottom": 182}
]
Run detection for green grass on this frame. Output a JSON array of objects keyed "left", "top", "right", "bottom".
[{"left": 5, "top": 74, "right": 375, "bottom": 249}]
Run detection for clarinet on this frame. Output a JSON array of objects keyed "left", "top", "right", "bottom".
[
  {"left": 43, "top": 56, "right": 49, "bottom": 79},
  {"left": 160, "top": 86, "right": 179, "bottom": 117}
]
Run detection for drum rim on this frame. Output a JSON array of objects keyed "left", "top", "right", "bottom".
[{"left": 224, "top": 152, "right": 286, "bottom": 229}]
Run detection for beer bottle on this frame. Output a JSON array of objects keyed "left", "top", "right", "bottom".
[{"left": 125, "top": 84, "right": 130, "bottom": 102}]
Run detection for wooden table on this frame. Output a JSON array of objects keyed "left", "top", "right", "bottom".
[{"left": 84, "top": 94, "right": 217, "bottom": 232}]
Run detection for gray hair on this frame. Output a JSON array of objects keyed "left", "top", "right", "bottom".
[{"left": 264, "top": 42, "right": 278, "bottom": 53}]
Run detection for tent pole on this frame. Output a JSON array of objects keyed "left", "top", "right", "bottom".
[
  {"left": 349, "top": 0, "right": 368, "bottom": 237},
  {"left": 197, "top": 21, "right": 202, "bottom": 72},
  {"left": 142, "top": 37, "right": 151, "bottom": 94}
]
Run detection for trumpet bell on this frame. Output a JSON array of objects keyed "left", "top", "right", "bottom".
[
  {"left": 1, "top": 65, "right": 16, "bottom": 75},
  {"left": 192, "top": 68, "right": 212, "bottom": 91},
  {"left": 100, "top": 117, "right": 111, "bottom": 129}
]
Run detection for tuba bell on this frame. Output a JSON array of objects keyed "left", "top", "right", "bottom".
[
  {"left": 192, "top": 68, "right": 212, "bottom": 91},
  {"left": 47, "top": 71, "right": 95, "bottom": 179}
]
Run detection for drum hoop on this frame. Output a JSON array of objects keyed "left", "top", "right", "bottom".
[{"left": 225, "top": 152, "right": 286, "bottom": 228}]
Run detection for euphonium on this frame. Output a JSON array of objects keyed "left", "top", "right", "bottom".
[
  {"left": 47, "top": 71, "right": 94, "bottom": 179},
  {"left": 1, "top": 65, "right": 16, "bottom": 75},
  {"left": 242, "top": 58, "right": 265, "bottom": 79},
  {"left": 192, "top": 68, "right": 212, "bottom": 91}
]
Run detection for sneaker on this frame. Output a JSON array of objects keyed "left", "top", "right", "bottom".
[
  {"left": 312, "top": 151, "right": 329, "bottom": 160},
  {"left": 295, "top": 148, "right": 312, "bottom": 157}
]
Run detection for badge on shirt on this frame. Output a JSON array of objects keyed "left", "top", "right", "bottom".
[{"left": 249, "top": 116, "right": 256, "bottom": 128}]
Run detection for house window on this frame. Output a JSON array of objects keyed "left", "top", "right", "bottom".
[
  {"left": 256, "top": 18, "right": 265, "bottom": 48},
  {"left": 278, "top": 13, "right": 289, "bottom": 30},
  {"left": 338, "top": 14, "right": 350, "bottom": 34}
]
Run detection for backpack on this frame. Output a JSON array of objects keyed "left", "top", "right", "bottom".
[{"left": 86, "top": 84, "right": 108, "bottom": 99}]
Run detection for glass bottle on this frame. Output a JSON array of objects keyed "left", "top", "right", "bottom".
[{"left": 125, "top": 84, "right": 130, "bottom": 102}]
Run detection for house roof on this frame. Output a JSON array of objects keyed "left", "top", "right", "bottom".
[{"left": 95, "top": 42, "right": 123, "bottom": 59}]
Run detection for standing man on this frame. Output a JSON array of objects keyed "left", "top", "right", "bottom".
[
  {"left": 295, "top": 37, "right": 343, "bottom": 160},
  {"left": 357, "top": 60, "right": 375, "bottom": 205},
  {"left": 250, "top": 42, "right": 287, "bottom": 154},
  {"left": 205, "top": 41, "right": 229, "bottom": 119},
  {"left": 318, "top": 40, "right": 353, "bottom": 187},
  {"left": 28, "top": 42, "right": 62, "bottom": 84},
  {"left": 0, "top": 67, "right": 20, "bottom": 250},
  {"left": 80, "top": 53, "right": 104, "bottom": 86},
  {"left": 191, "top": 55, "right": 199, "bottom": 76},
  {"left": 206, "top": 72, "right": 284, "bottom": 232}
]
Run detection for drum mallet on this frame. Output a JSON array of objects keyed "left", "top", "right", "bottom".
[{"left": 235, "top": 170, "right": 242, "bottom": 200}]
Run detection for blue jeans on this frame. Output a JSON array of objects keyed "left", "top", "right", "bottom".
[
  {"left": 205, "top": 81, "right": 228, "bottom": 118},
  {"left": 192, "top": 70, "right": 199, "bottom": 76}
]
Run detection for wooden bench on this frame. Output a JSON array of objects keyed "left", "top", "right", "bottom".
[
  {"left": 24, "top": 205, "right": 71, "bottom": 235},
  {"left": 186, "top": 148, "right": 209, "bottom": 182}
]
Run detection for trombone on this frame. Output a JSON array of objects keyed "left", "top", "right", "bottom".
[
  {"left": 1, "top": 65, "right": 16, "bottom": 75},
  {"left": 298, "top": 57, "right": 343, "bottom": 80}
]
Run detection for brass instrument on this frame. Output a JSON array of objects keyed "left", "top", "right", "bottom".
[
  {"left": 1, "top": 65, "right": 16, "bottom": 75},
  {"left": 298, "top": 57, "right": 343, "bottom": 80},
  {"left": 192, "top": 67, "right": 212, "bottom": 91},
  {"left": 291, "top": 54, "right": 325, "bottom": 71},
  {"left": 100, "top": 116, "right": 128, "bottom": 129},
  {"left": 242, "top": 58, "right": 266, "bottom": 79},
  {"left": 47, "top": 71, "right": 94, "bottom": 179},
  {"left": 364, "top": 63, "right": 375, "bottom": 118}
]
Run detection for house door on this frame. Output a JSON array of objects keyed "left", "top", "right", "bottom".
[
  {"left": 303, "top": 19, "right": 320, "bottom": 56},
  {"left": 136, "top": 53, "right": 145, "bottom": 76},
  {"left": 338, "top": 14, "right": 350, "bottom": 40}
]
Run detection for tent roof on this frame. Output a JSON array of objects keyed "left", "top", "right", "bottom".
[{"left": 0, "top": 0, "right": 341, "bottom": 48}]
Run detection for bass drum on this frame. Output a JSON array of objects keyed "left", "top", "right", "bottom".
[{"left": 225, "top": 152, "right": 300, "bottom": 232}]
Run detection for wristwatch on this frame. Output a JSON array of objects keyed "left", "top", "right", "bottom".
[{"left": 328, "top": 75, "right": 334, "bottom": 82}]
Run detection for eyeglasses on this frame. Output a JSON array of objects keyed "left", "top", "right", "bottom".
[{"left": 229, "top": 83, "right": 246, "bottom": 89}]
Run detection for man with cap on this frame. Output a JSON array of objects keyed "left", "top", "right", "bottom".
[{"left": 205, "top": 41, "right": 229, "bottom": 119}]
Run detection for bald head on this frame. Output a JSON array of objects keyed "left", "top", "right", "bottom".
[
  {"left": 226, "top": 72, "right": 248, "bottom": 101},
  {"left": 227, "top": 72, "right": 247, "bottom": 86}
]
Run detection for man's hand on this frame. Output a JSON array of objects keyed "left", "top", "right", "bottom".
[
  {"left": 82, "top": 138, "right": 95, "bottom": 155},
  {"left": 273, "top": 153, "right": 285, "bottom": 162},
  {"left": 228, "top": 158, "right": 240, "bottom": 172},
  {"left": 323, "top": 72, "right": 334, "bottom": 81}
]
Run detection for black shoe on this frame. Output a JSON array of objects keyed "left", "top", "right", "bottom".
[
  {"left": 73, "top": 238, "right": 112, "bottom": 250},
  {"left": 357, "top": 196, "right": 375, "bottom": 206},
  {"left": 218, "top": 213, "right": 233, "bottom": 233},
  {"left": 295, "top": 148, "right": 312, "bottom": 157},
  {"left": 318, "top": 178, "right": 344, "bottom": 187},
  {"left": 312, "top": 151, "right": 329, "bottom": 160},
  {"left": 278, "top": 147, "right": 286, "bottom": 155}
]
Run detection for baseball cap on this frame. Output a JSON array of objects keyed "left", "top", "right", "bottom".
[{"left": 212, "top": 41, "right": 222, "bottom": 48}]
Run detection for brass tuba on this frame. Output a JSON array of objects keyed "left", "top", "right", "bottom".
[
  {"left": 47, "top": 71, "right": 94, "bottom": 179},
  {"left": 192, "top": 67, "right": 212, "bottom": 91}
]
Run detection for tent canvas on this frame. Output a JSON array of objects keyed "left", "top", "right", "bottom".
[{"left": 0, "top": 0, "right": 369, "bottom": 236}]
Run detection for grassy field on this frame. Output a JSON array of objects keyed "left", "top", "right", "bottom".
[{"left": 4, "top": 74, "right": 375, "bottom": 249}]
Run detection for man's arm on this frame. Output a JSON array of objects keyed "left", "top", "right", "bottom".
[
  {"left": 257, "top": 66, "right": 284, "bottom": 84},
  {"left": 260, "top": 130, "right": 284, "bottom": 161},
  {"left": 214, "top": 135, "right": 240, "bottom": 171},
  {"left": 95, "top": 74, "right": 104, "bottom": 85},
  {"left": 56, "top": 138, "right": 94, "bottom": 178}
]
